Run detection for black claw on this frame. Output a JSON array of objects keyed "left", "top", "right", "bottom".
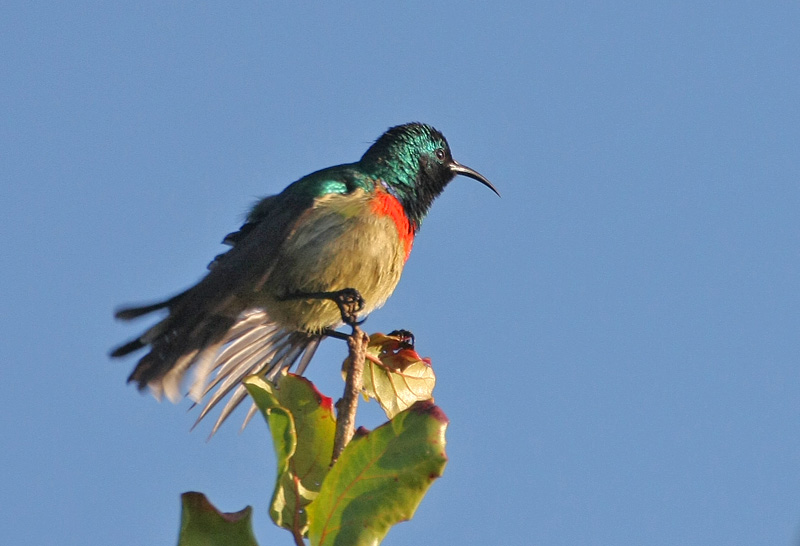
[
  {"left": 280, "top": 288, "right": 366, "bottom": 326},
  {"left": 388, "top": 329, "right": 415, "bottom": 349},
  {"left": 332, "top": 288, "right": 365, "bottom": 324}
]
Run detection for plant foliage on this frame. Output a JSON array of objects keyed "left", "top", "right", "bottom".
[{"left": 176, "top": 333, "right": 447, "bottom": 546}]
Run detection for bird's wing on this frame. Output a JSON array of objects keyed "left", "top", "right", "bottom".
[{"left": 112, "top": 167, "right": 363, "bottom": 432}]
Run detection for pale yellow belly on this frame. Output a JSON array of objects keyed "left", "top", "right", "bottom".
[{"left": 258, "top": 193, "right": 408, "bottom": 332}]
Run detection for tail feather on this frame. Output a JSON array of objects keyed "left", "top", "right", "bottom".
[
  {"left": 114, "top": 302, "right": 322, "bottom": 435},
  {"left": 195, "top": 347, "right": 271, "bottom": 423},
  {"left": 125, "top": 314, "right": 236, "bottom": 389},
  {"left": 240, "top": 403, "right": 260, "bottom": 431},
  {"left": 196, "top": 325, "right": 286, "bottom": 400},
  {"left": 200, "top": 344, "right": 272, "bottom": 403},
  {"left": 196, "top": 327, "right": 321, "bottom": 435},
  {"left": 207, "top": 325, "right": 285, "bottom": 386},
  {"left": 209, "top": 385, "right": 252, "bottom": 437},
  {"left": 110, "top": 338, "right": 146, "bottom": 358},
  {"left": 292, "top": 337, "right": 321, "bottom": 377},
  {"left": 114, "top": 295, "right": 182, "bottom": 320},
  {"left": 206, "top": 335, "right": 312, "bottom": 437},
  {"left": 153, "top": 349, "right": 199, "bottom": 403}
]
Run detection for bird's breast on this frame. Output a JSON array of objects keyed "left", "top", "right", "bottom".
[
  {"left": 260, "top": 188, "right": 413, "bottom": 332},
  {"left": 367, "top": 188, "right": 414, "bottom": 261}
]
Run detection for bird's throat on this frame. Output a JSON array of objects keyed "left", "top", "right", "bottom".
[{"left": 369, "top": 189, "right": 414, "bottom": 261}]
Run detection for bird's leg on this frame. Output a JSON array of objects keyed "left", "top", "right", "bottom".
[
  {"left": 280, "top": 288, "right": 366, "bottom": 326},
  {"left": 323, "top": 328, "right": 350, "bottom": 341}
]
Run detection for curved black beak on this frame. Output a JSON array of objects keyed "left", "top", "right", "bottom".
[{"left": 449, "top": 160, "right": 500, "bottom": 197}]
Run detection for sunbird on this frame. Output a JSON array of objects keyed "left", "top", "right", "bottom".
[{"left": 112, "top": 122, "right": 497, "bottom": 432}]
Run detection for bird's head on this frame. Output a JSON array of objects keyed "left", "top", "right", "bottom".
[{"left": 361, "top": 122, "right": 498, "bottom": 227}]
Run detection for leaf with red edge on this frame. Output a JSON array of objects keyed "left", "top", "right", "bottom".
[
  {"left": 346, "top": 332, "right": 436, "bottom": 419},
  {"left": 307, "top": 400, "right": 448, "bottom": 546},
  {"left": 244, "top": 373, "right": 336, "bottom": 538},
  {"left": 177, "top": 492, "right": 258, "bottom": 546}
]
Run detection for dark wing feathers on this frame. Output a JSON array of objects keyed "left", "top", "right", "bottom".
[
  {"left": 112, "top": 169, "right": 360, "bottom": 432},
  {"left": 111, "top": 190, "right": 311, "bottom": 396}
]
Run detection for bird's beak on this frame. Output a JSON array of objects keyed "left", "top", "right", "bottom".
[{"left": 449, "top": 160, "right": 500, "bottom": 196}]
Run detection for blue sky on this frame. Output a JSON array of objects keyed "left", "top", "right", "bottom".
[{"left": 2, "top": 2, "right": 799, "bottom": 544}]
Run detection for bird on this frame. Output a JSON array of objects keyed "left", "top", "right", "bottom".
[{"left": 111, "top": 122, "right": 498, "bottom": 434}]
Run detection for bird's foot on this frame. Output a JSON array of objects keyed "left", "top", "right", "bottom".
[
  {"left": 330, "top": 288, "right": 365, "bottom": 326},
  {"left": 281, "top": 288, "right": 365, "bottom": 327},
  {"left": 388, "top": 329, "right": 415, "bottom": 349}
]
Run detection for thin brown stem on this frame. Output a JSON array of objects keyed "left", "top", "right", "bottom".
[{"left": 331, "top": 326, "right": 368, "bottom": 464}]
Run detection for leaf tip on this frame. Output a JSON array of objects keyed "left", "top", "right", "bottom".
[
  {"left": 408, "top": 399, "right": 448, "bottom": 424},
  {"left": 287, "top": 373, "right": 334, "bottom": 410},
  {"left": 181, "top": 491, "right": 252, "bottom": 523},
  {"left": 354, "top": 426, "right": 370, "bottom": 439}
]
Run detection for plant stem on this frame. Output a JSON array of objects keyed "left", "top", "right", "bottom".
[{"left": 332, "top": 326, "right": 368, "bottom": 464}]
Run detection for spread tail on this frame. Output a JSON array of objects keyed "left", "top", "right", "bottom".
[{"left": 111, "top": 298, "right": 322, "bottom": 435}]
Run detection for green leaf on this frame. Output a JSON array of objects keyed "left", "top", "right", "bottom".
[
  {"left": 307, "top": 400, "right": 448, "bottom": 546},
  {"left": 177, "top": 492, "right": 259, "bottom": 546},
  {"left": 349, "top": 332, "right": 436, "bottom": 419},
  {"left": 244, "top": 373, "right": 336, "bottom": 537}
]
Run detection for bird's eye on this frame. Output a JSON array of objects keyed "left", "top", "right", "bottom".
[{"left": 434, "top": 148, "right": 446, "bottom": 161}]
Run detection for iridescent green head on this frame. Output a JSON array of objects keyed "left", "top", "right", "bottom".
[{"left": 360, "top": 122, "right": 498, "bottom": 228}]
